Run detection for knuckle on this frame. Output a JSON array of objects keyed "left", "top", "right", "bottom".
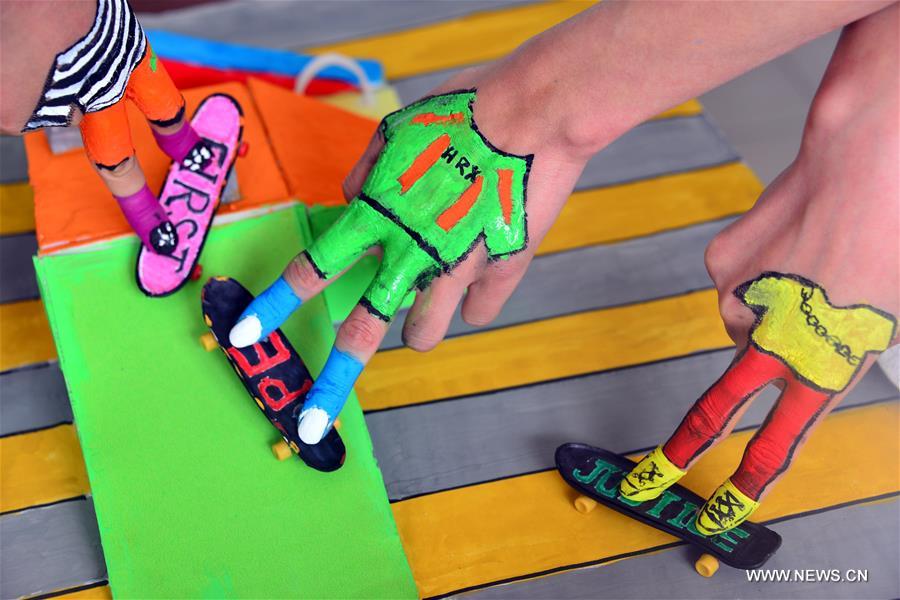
[
  {"left": 488, "top": 264, "right": 517, "bottom": 285},
  {"left": 704, "top": 231, "right": 732, "bottom": 283},
  {"left": 402, "top": 328, "right": 443, "bottom": 352},
  {"left": 461, "top": 295, "right": 500, "bottom": 327},
  {"left": 401, "top": 312, "right": 446, "bottom": 352},
  {"left": 718, "top": 292, "right": 754, "bottom": 343},
  {"left": 744, "top": 435, "right": 788, "bottom": 468},
  {"left": 341, "top": 176, "right": 358, "bottom": 202},
  {"left": 489, "top": 255, "right": 526, "bottom": 281},
  {"left": 684, "top": 406, "right": 723, "bottom": 441},
  {"left": 284, "top": 254, "right": 324, "bottom": 293},
  {"left": 341, "top": 314, "right": 383, "bottom": 351},
  {"left": 104, "top": 156, "right": 138, "bottom": 178},
  {"left": 717, "top": 292, "right": 744, "bottom": 325},
  {"left": 804, "top": 78, "right": 854, "bottom": 144},
  {"left": 461, "top": 309, "right": 496, "bottom": 328}
]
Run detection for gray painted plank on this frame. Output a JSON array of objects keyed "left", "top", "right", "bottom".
[
  {"left": 46, "top": 126, "right": 84, "bottom": 155},
  {"left": 461, "top": 498, "right": 900, "bottom": 600},
  {"left": 139, "top": 0, "right": 529, "bottom": 51},
  {"left": 393, "top": 67, "right": 466, "bottom": 104},
  {"left": 0, "top": 233, "right": 39, "bottom": 302},
  {"left": 0, "top": 135, "right": 28, "bottom": 184},
  {"left": 367, "top": 352, "right": 897, "bottom": 501},
  {"left": 575, "top": 116, "right": 738, "bottom": 191},
  {"left": 0, "top": 499, "right": 106, "bottom": 599},
  {"left": 383, "top": 218, "right": 735, "bottom": 350},
  {"left": 0, "top": 362, "right": 72, "bottom": 437}
]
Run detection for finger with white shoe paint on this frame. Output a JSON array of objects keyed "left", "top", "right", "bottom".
[
  {"left": 296, "top": 306, "right": 388, "bottom": 444},
  {"left": 227, "top": 250, "right": 388, "bottom": 445},
  {"left": 228, "top": 275, "right": 306, "bottom": 347},
  {"left": 228, "top": 122, "right": 385, "bottom": 348}
]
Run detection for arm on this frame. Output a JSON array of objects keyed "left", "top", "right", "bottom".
[{"left": 474, "top": 0, "right": 895, "bottom": 157}]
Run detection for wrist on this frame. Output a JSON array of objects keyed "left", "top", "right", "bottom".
[{"left": 471, "top": 32, "right": 636, "bottom": 162}]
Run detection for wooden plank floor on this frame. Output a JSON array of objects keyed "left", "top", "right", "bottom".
[{"left": 2, "top": 1, "right": 896, "bottom": 599}]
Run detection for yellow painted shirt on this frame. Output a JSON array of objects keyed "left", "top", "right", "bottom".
[{"left": 737, "top": 274, "right": 896, "bottom": 392}]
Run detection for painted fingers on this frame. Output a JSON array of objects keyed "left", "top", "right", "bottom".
[
  {"left": 626, "top": 272, "right": 898, "bottom": 534},
  {"left": 298, "top": 306, "right": 388, "bottom": 444},
  {"left": 228, "top": 249, "right": 386, "bottom": 445},
  {"left": 228, "top": 253, "right": 326, "bottom": 348}
]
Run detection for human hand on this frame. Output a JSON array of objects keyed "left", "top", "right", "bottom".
[
  {"left": 620, "top": 5, "right": 899, "bottom": 535},
  {"left": 229, "top": 64, "right": 597, "bottom": 445},
  {"left": 0, "top": 1, "right": 96, "bottom": 133},
  {"left": 1, "top": 0, "right": 206, "bottom": 256}
]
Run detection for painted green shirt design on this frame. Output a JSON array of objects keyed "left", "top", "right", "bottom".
[
  {"left": 363, "top": 90, "right": 531, "bottom": 266},
  {"left": 305, "top": 90, "right": 533, "bottom": 320}
]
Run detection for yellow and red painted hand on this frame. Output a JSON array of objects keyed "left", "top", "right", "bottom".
[{"left": 623, "top": 272, "right": 896, "bottom": 534}]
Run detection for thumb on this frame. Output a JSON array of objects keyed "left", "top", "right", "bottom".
[{"left": 342, "top": 129, "right": 385, "bottom": 202}]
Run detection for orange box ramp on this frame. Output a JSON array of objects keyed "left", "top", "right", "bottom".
[{"left": 248, "top": 78, "right": 378, "bottom": 206}]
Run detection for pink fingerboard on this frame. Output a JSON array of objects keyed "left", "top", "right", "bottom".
[{"left": 137, "top": 94, "right": 242, "bottom": 296}]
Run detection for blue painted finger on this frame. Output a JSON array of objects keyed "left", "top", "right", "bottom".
[
  {"left": 297, "top": 347, "right": 364, "bottom": 445},
  {"left": 229, "top": 276, "right": 302, "bottom": 347}
]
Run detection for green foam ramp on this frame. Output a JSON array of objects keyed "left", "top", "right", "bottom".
[{"left": 35, "top": 205, "right": 416, "bottom": 598}]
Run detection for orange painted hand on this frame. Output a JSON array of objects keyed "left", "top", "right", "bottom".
[{"left": 0, "top": 0, "right": 205, "bottom": 256}]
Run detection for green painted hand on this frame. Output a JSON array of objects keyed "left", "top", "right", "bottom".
[
  {"left": 306, "top": 90, "right": 532, "bottom": 320},
  {"left": 229, "top": 86, "right": 587, "bottom": 445}
]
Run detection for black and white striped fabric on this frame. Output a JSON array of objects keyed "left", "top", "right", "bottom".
[{"left": 23, "top": 0, "right": 147, "bottom": 132}]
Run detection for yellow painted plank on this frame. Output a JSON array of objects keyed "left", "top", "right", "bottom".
[
  {"left": 654, "top": 99, "right": 702, "bottom": 120},
  {"left": 0, "top": 424, "right": 90, "bottom": 514},
  {"left": 539, "top": 162, "right": 762, "bottom": 255},
  {"left": 360, "top": 289, "right": 730, "bottom": 410},
  {"left": 393, "top": 401, "right": 900, "bottom": 598},
  {"left": 0, "top": 299, "right": 57, "bottom": 371},
  {"left": 53, "top": 585, "right": 112, "bottom": 600},
  {"left": 309, "top": 1, "right": 594, "bottom": 80},
  {"left": 0, "top": 182, "right": 35, "bottom": 234}
]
